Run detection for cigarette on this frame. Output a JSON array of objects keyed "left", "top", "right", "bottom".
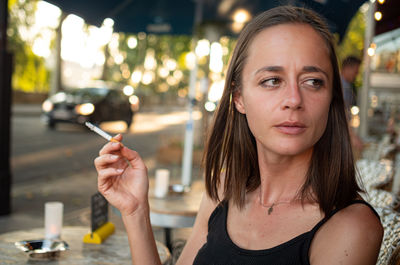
[
  {"left": 85, "top": 122, "right": 130, "bottom": 169},
  {"left": 85, "top": 122, "right": 122, "bottom": 145}
]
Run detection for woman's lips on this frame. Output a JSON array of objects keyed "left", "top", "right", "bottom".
[{"left": 275, "top": 122, "right": 306, "bottom": 135}]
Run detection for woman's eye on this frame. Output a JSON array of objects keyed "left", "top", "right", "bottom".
[
  {"left": 261, "top": 78, "right": 281, "bottom": 87},
  {"left": 304, "top": 79, "right": 325, "bottom": 89}
]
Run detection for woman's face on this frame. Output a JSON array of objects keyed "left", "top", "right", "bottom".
[{"left": 234, "top": 23, "right": 333, "bottom": 159}]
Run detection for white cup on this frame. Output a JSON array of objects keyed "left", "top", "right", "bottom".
[
  {"left": 44, "top": 202, "right": 63, "bottom": 239},
  {"left": 154, "top": 169, "right": 170, "bottom": 198}
]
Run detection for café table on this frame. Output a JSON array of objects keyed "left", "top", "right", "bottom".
[
  {"left": 0, "top": 226, "right": 171, "bottom": 264},
  {"left": 148, "top": 179, "right": 204, "bottom": 250}
]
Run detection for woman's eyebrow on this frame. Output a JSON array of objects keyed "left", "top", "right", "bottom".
[
  {"left": 253, "top": 65, "right": 329, "bottom": 78},
  {"left": 302, "top": 66, "right": 329, "bottom": 78},
  {"left": 254, "top": 66, "right": 284, "bottom": 75}
]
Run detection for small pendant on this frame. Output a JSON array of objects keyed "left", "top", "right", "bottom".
[{"left": 268, "top": 204, "right": 274, "bottom": 215}]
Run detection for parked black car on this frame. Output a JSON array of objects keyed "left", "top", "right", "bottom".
[{"left": 41, "top": 87, "right": 138, "bottom": 129}]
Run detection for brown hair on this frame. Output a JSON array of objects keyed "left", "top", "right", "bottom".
[
  {"left": 342, "top": 55, "right": 362, "bottom": 68},
  {"left": 203, "top": 5, "right": 361, "bottom": 215}
]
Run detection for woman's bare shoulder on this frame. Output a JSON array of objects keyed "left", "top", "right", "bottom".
[
  {"left": 329, "top": 202, "right": 383, "bottom": 242},
  {"left": 310, "top": 201, "right": 383, "bottom": 265},
  {"left": 175, "top": 188, "right": 220, "bottom": 265}
]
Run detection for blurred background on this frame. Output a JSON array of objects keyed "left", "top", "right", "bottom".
[{"left": 1, "top": 0, "right": 400, "bottom": 254}]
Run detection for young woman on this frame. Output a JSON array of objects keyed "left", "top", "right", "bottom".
[{"left": 94, "top": 6, "right": 383, "bottom": 265}]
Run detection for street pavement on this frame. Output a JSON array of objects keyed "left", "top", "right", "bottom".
[
  {"left": 1, "top": 103, "right": 200, "bottom": 246},
  {"left": 1, "top": 164, "right": 196, "bottom": 247},
  {"left": 12, "top": 103, "right": 42, "bottom": 117}
]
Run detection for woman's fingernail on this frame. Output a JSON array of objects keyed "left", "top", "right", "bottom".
[
  {"left": 112, "top": 142, "right": 120, "bottom": 147},
  {"left": 111, "top": 155, "right": 119, "bottom": 159},
  {"left": 116, "top": 169, "right": 124, "bottom": 173}
]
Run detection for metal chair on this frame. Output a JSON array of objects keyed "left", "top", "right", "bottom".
[
  {"left": 375, "top": 207, "right": 400, "bottom": 265},
  {"left": 388, "top": 245, "right": 400, "bottom": 265},
  {"left": 356, "top": 159, "right": 393, "bottom": 192},
  {"left": 362, "top": 189, "right": 400, "bottom": 210}
]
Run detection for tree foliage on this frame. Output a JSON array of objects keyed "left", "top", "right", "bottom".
[
  {"left": 337, "top": 9, "right": 366, "bottom": 88},
  {"left": 8, "top": 0, "right": 50, "bottom": 93},
  {"left": 105, "top": 33, "right": 192, "bottom": 98},
  {"left": 337, "top": 9, "right": 366, "bottom": 61}
]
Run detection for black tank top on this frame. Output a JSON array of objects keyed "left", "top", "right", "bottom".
[{"left": 193, "top": 200, "right": 379, "bottom": 265}]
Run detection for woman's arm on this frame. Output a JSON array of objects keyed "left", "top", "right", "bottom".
[
  {"left": 175, "top": 193, "right": 218, "bottom": 265},
  {"left": 176, "top": 171, "right": 227, "bottom": 264},
  {"left": 94, "top": 134, "right": 161, "bottom": 265},
  {"left": 310, "top": 203, "right": 383, "bottom": 265},
  {"left": 122, "top": 206, "right": 161, "bottom": 265}
]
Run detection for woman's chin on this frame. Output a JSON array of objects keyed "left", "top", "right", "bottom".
[{"left": 271, "top": 144, "right": 313, "bottom": 158}]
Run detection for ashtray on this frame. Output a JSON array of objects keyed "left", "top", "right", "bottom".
[
  {"left": 15, "top": 239, "right": 69, "bottom": 259},
  {"left": 169, "top": 184, "right": 191, "bottom": 194}
]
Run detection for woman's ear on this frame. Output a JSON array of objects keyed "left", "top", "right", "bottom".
[{"left": 233, "top": 91, "right": 246, "bottom": 114}]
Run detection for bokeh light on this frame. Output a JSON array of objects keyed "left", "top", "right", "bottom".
[
  {"left": 185, "top": 52, "right": 196, "bottom": 70},
  {"left": 208, "top": 80, "right": 225, "bottom": 102},
  {"left": 195, "top": 39, "right": 210, "bottom": 57},
  {"left": 131, "top": 70, "right": 143, "bottom": 84},
  {"left": 351, "top": 106, "right": 360, "bottom": 115},
  {"left": 127, "top": 36, "right": 138, "bottom": 49},
  {"left": 123, "top": 85, "right": 134, "bottom": 96},
  {"left": 209, "top": 42, "right": 223, "bottom": 73},
  {"left": 205, "top": 101, "right": 216, "bottom": 112},
  {"left": 374, "top": 11, "right": 382, "bottom": 21}
]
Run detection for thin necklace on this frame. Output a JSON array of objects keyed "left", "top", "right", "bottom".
[{"left": 259, "top": 190, "right": 300, "bottom": 215}]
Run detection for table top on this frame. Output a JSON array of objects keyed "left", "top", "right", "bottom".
[
  {"left": 0, "top": 226, "right": 170, "bottom": 265},
  {"left": 148, "top": 180, "right": 204, "bottom": 229},
  {"left": 149, "top": 180, "right": 204, "bottom": 217}
]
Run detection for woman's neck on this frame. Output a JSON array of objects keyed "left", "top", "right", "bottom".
[{"left": 257, "top": 148, "right": 312, "bottom": 205}]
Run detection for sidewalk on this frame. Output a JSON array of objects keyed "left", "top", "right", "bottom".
[
  {"left": 11, "top": 103, "right": 190, "bottom": 117},
  {"left": 0, "top": 165, "right": 196, "bottom": 246},
  {"left": 0, "top": 170, "right": 100, "bottom": 234},
  {"left": 4, "top": 103, "right": 200, "bottom": 247},
  {"left": 12, "top": 104, "right": 42, "bottom": 117}
]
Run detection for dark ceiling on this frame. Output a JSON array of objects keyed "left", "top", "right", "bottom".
[
  {"left": 375, "top": 0, "right": 400, "bottom": 36},
  {"left": 44, "top": 0, "right": 370, "bottom": 41}
]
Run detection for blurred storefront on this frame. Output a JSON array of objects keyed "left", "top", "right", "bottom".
[{"left": 368, "top": 27, "right": 400, "bottom": 136}]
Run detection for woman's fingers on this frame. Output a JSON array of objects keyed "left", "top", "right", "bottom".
[
  {"left": 99, "top": 141, "right": 122, "bottom": 156},
  {"left": 113, "top": 134, "right": 123, "bottom": 141},
  {"left": 97, "top": 168, "right": 124, "bottom": 194},
  {"left": 94, "top": 153, "right": 120, "bottom": 170},
  {"left": 120, "top": 147, "right": 147, "bottom": 171},
  {"left": 97, "top": 167, "right": 123, "bottom": 182},
  {"left": 95, "top": 133, "right": 147, "bottom": 174}
]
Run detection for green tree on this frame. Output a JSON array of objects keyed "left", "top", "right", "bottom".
[
  {"left": 337, "top": 9, "right": 366, "bottom": 88},
  {"left": 8, "top": 0, "right": 51, "bottom": 93},
  {"left": 337, "top": 10, "right": 366, "bottom": 60},
  {"left": 106, "top": 33, "right": 192, "bottom": 98}
]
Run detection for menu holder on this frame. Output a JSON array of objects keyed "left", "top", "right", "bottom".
[{"left": 83, "top": 192, "right": 115, "bottom": 244}]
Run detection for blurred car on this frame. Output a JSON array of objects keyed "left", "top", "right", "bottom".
[{"left": 41, "top": 86, "right": 139, "bottom": 129}]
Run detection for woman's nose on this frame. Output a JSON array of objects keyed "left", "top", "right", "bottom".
[{"left": 281, "top": 83, "right": 303, "bottom": 110}]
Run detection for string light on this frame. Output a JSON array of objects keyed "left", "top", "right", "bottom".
[
  {"left": 368, "top": 43, "right": 376, "bottom": 56},
  {"left": 368, "top": 47, "right": 375, "bottom": 56},
  {"left": 231, "top": 9, "right": 251, "bottom": 33},
  {"left": 374, "top": 11, "right": 382, "bottom": 21}
]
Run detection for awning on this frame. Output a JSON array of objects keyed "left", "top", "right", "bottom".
[
  {"left": 44, "top": 0, "right": 369, "bottom": 40},
  {"left": 375, "top": 0, "right": 400, "bottom": 36}
]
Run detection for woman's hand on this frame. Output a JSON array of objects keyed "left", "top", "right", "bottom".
[{"left": 94, "top": 134, "right": 149, "bottom": 217}]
